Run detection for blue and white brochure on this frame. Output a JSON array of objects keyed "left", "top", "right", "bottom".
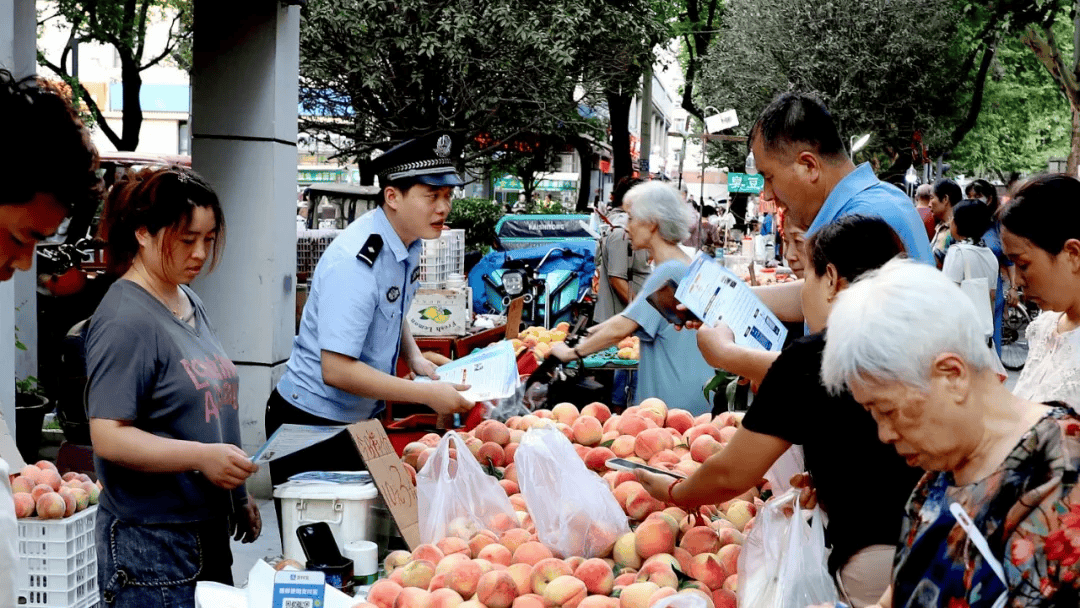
[{"left": 675, "top": 256, "right": 787, "bottom": 352}]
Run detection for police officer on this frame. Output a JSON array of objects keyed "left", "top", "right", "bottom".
[{"left": 266, "top": 133, "right": 474, "bottom": 440}]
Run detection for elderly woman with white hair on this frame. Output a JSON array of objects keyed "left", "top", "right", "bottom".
[
  {"left": 820, "top": 258, "right": 1080, "bottom": 608},
  {"left": 550, "top": 181, "right": 715, "bottom": 414}
]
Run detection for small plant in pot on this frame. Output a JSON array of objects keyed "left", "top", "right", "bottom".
[{"left": 14, "top": 345, "right": 51, "bottom": 461}]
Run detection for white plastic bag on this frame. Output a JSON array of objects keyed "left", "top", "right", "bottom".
[
  {"left": 737, "top": 489, "right": 838, "bottom": 608},
  {"left": 417, "top": 431, "right": 518, "bottom": 544},
  {"left": 515, "top": 428, "right": 630, "bottom": 558},
  {"left": 763, "top": 445, "right": 805, "bottom": 495}
]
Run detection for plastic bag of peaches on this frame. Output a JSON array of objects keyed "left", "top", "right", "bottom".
[
  {"left": 416, "top": 431, "right": 520, "bottom": 544},
  {"left": 515, "top": 427, "right": 630, "bottom": 558}
]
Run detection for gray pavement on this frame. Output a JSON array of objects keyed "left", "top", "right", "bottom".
[{"left": 231, "top": 498, "right": 283, "bottom": 587}]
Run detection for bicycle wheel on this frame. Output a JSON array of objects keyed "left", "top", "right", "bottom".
[{"left": 1000, "top": 305, "right": 1030, "bottom": 371}]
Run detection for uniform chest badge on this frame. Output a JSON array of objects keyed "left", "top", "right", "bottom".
[{"left": 387, "top": 286, "right": 401, "bottom": 302}]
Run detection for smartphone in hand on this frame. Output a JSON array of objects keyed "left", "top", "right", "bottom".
[{"left": 646, "top": 279, "right": 700, "bottom": 325}]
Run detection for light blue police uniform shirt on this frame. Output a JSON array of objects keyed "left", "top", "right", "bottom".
[
  {"left": 277, "top": 207, "right": 422, "bottom": 422},
  {"left": 806, "top": 163, "right": 933, "bottom": 264},
  {"left": 621, "top": 259, "right": 716, "bottom": 416}
]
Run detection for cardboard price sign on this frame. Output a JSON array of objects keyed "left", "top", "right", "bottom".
[{"left": 347, "top": 420, "right": 420, "bottom": 549}]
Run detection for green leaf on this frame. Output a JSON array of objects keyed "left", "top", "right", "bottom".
[{"left": 600, "top": 438, "right": 615, "bottom": 448}]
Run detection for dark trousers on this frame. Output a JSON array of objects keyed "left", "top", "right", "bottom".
[{"left": 264, "top": 390, "right": 367, "bottom": 546}]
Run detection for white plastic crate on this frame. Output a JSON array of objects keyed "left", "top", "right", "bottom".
[{"left": 17, "top": 505, "right": 99, "bottom": 608}]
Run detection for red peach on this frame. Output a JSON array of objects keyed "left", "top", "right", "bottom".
[
  {"left": 613, "top": 572, "right": 638, "bottom": 587},
  {"left": 664, "top": 410, "right": 695, "bottom": 434},
  {"left": 550, "top": 403, "right": 580, "bottom": 426},
  {"left": 684, "top": 425, "right": 723, "bottom": 447},
  {"left": 571, "top": 416, "right": 603, "bottom": 446},
  {"left": 31, "top": 484, "right": 53, "bottom": 501},
  {"left": 13, "top": 492, "right": 34, "bottom": 518},
  {"left": 511, "top": 542, "right": 553, "bottom": 567},
  {"left": 680, "top": 526, "right": 721, "bottom": 556},
  {"left": 634, "top": 518, "right": 675, "bottom": 559},
  {"left": 369, "top": 579, "right": 404, "bottom": 608},
  {"left": 609, "top": 435, "right": 636, "bottom": 458},
  {"left": 445, "top": 559, "right": 485, "bottom": 599},
  {"left": 438, "top": 536, "right": 473, "bottom": 558},
  {"left": 420, "top": 432, "right": 442, "bottom": 447},
  {"left": 478, "top": 543, "right": 513, "bottom": 567},
  {"left": 624, "top": 486, "right": 665, "bottom": 520},
  {"left": 506, "top": 563, "right": 533, "bottom": 596},
  {"left": 574, "top": 558, "right": 614, "bottom": 596},
  {"left": 690, "top": 435, "right": 723, "bottom": 463},
  {"left": 618, "top": 582, "right": 659, "bottom": 608},
  {"left": 635, "top": 561, "right": 678, "bottom": 588},
  {"left": 476, "top": 570, "right": 518, "bottom": 608},
  {"left": 529, "top": 558, "right": 572, "bottom": 596},
  {"left": 413, "top": 544, "right": 446, "bottom": 564},
  {"left": 402, "top": 559, "right": 437, "bottom": 588},
  {"left": 580, "top": 402, "right": 611, "bottom": 423},
  {"left": 578, "top": 596, "right": 617, "bottom": 608},
  {"left": 504, "top": 443, "right": 518, "bottom": 463},
  {"left": 478, "top": 442, "right": 506, "bottom": 468},
  {"left": 470, "top": 533, "right": 498, "bottom": 556},
  {"left": 713, "top": 588, "right": 737, "bottom": 608},
  {"left": 542, "top": 575, "right": 586, "bottom": 608},
  {"left": 616, "top": 415, "right": 649, "bottom": 436},
  {"left": 583, "top": 447, "right": 616, "bottom": 471},
  {"left": 633, "top": 428, "right": 674, "bottom": 461},
  {"left": 689, "top": 553, "right": 729, "bottom": 590},
  {"left": 394, "top": 587, "right": 431, "bottom": 608},
  {"left": 430, "top": 588, "right": 465, "bottom": 608},
  {"left": 436, "top": 554, "right": 472, "bottom": 577},
  {"left": 34, "top": 460, "right": 58, "bottom": 472},
  {"left": 57, "top": 488, "right": 77, "bottom": 517},
  {"left": 19, "top": 466, "right": 42, "bottom": 486},
  {"left": 613, "top": 481, "right": 644, "bottom": 507},
  {"left": 511, "top": 594, "right": 545, "bottom": 608},
  {"left": 647, "top": 587, "right": 677, "bottom": 605},
  {"left": 10, "top": 476, "right": 33, "bottom": 494},
  {"left": 715, "top": 545, "right": 740, "bottom": 577},
  {"left": 722, "top": 574, "right": 737, "bottom": 593},
  {"left": 499, "top": 528, "right": 532, "bottom": 554}
]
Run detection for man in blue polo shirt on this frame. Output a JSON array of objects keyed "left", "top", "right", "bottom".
[
  {"left": 694, "top": 93, "right": 934, "bottom": 385},
  {"left": 747, "top": 93, "right": 931, "bottom": 324}
]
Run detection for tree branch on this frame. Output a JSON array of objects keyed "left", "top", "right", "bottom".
[
  {"left": 134, "top": 0, "right": 151, "bottom": 60},
  {"left": 141, "top": 11, "right": 184, "bottom": 71},
  {"left": 947, "top": 41, "right": 997, "bottom": 151},
  {"left": 37, "top": 52, "right": 124, "bottom": 150},
  {"left": 1022, "top": 23, "right": 1080, "bottom": 106}
]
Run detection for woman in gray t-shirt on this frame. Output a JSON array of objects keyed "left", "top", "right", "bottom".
[{"left": 86, "top": 167, "right": 259, "bottom": 608}]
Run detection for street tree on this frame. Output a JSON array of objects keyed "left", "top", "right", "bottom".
[
  {"left": 951, "top": 34, "right": 1072, "bottom": 179},
  {"left": 37, "top": 0, "right": 191, "bottom": 151},
  {"left": 694, "top": 0, "right": 988, "bottom": 179}
]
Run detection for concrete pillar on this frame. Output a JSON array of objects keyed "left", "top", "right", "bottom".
[
  {"left": 0, "top": 0, "right": 38, "bottom": 431},
  {"left": 190, "top": 1, "right": 300, "bottom": 494}
]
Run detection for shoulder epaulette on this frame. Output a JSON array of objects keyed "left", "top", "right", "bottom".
[{"left": 356, "top": 234, "right": 383, "bottom": 266}]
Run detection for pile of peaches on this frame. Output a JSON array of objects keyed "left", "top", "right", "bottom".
[
  {"left": 373, "top": 398, "right": 762, "bottom": 608},
  {"left": 9, "top": 460, "right": 101, "bottom": 520}
]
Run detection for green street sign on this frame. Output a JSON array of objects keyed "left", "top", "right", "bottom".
[{"left": 728, "top": 172, "right": 764, "bottom": 193}]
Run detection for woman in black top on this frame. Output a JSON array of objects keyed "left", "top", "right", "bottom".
[{"left": 635, "top": 215, "right": 924, "bottom": 608}]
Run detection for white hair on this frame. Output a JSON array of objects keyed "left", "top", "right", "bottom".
[
  {"left": 821, "top": 258, "right": 996, "bottom": 394},
  {"left": 624, "top": 181, "right": 692, "bottom": 244}
]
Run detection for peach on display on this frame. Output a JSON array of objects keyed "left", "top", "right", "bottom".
[
  {"left": 470, "top": 533, "right": 498, "bottom": 556},
  {"left": 609, "top": 435, "right": 636, "bottom": 458},
  {"left": 715, "top": 545, "right": 740, "bottom": 577},
  {"left": 506, "top": 563, "right": 533, "bottom": 596},
  {"left": 624, "top": 486, "right": 664, "bottom": 520},
  {"left": 615, "top": 415, "right": 649, "bottom": 436},
  {"left": 401, "top": 559, "right": 437, "bottom": 589},
  {"left": 445, "top": 560, "right": 485, "bottom": 600},
  {"left": 633, "top": 518, "right": 675, "bottom": 559},
  {"left": 541, "top": 575, "right": 586, "bottom": 608},
  {"left": 529, "top": 558, "right": 572, "bottom": 596},
  {"left": 12, "top": 493, "right": 34, "bottom": 518},
  {"left": 510, "top": 594, "right": 545, "bottom": 608},
  {"left": 550, "top": 403, "right": 580, "bottom": 426},
  {"left": 476, "top": 570, "right": 518, "bottom": 608},
  {"left": 477, "top": 443, "right": 506, "bottom": 468},
  {"left": 612, "top": 532, "right": 641, "bottom": 569},
  {"left": 617, "top": 582, "right": 660, "bottom": 608},
  {"left": 10, "top": 476, "right": 33, "bottom": 494},
  {"left": 368, "top": 579, "right": 404, "bottom": 608},
  {"left": 477, "top": 543, "right": 513, "bottom": 567},
  {"left": 413, "top": 544, "right": 446, "bottom": 564},
  {"left": 583, "top": 447, "right": 616, "bottom": 472},
  {"left": 573, "top": 558, "right": 614, "bottom": 596},
  {"left": 436, "top": 553, "right": 472, "bottom": 577},
  {"left": 688, "top": 553, "right": 729, "bottom": 590},
  {"left": 633, "top": 428, "right": 674, "bottom": 461},
  {"left": 580, "top": 402, "right": 611, "bottom": 424},
  {"left": 394, "top": 587, "right": 431, "bottom": 608},
  {"left": 430, "top": 588, "right": 465, "bottom": 608},
  {"left": 680, "top": 526, "right": 721, "bottom": 556},
  {"left": 31, "top": 484, "right": 53, "bottom": 501},
  {"left": 664, "top": 410, "right": 695, "bottom": 434},
  {"left": 57, "top": 488, "right": 77, "bottom": 517},
  {"left": 511, "top": 542, "right": 553, "bottom": 567},
  {"left": 438, "top": 536, "right": 473, "bottom": 558}
]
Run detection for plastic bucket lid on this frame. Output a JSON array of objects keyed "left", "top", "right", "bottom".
[{"left": 273, "top": 480, "right": 378, "bottom": 500}]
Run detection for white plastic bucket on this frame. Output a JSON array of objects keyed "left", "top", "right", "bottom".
[{"left": 274, "top": 481, "right": 379, "bottom": 564}]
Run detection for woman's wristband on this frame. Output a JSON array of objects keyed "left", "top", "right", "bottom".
[{"left": 667, "top": 477, "right": 685, "bottom": 505}]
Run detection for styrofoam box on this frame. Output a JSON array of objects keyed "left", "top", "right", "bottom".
[
  {"left": 17, "top": 505, "right": 99, "bottom": 608},
  {"left": 274, "top": 481, "right": 379, "bottom": 564},
  {"left": 407, "top": 287, "right": 472, "bottom": 337}
]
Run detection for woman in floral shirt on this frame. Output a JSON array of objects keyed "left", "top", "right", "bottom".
[{"left": 820, "top": 259, "right": 1080, "bottom": 607}]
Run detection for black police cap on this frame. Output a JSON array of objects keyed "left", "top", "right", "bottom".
[{"left": 371, "top": 133, "right": 464, "bottom": 187}]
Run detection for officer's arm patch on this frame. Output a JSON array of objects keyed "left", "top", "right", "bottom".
[
  {"left": 356, "top": 234, "right": 383, "bottom": 266},
  {"left": 411, "top": 267, "right": 420, "bottom": 283}
]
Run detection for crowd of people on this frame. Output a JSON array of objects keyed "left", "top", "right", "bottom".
[{"left": 4, "top": 63, "right": 1080, "bottom": 608}]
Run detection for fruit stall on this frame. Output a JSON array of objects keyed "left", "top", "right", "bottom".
[{"left": 352, "top": 399, "right": 750, "bottom": 608}]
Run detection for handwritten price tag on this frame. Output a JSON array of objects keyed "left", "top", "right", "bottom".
[{"left": 347, "top": 420, "right": 421, "bottom": 549}]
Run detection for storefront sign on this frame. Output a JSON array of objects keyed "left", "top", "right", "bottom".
[{"left": 728, "top": 172, "right": 764, "bottom": 193}]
